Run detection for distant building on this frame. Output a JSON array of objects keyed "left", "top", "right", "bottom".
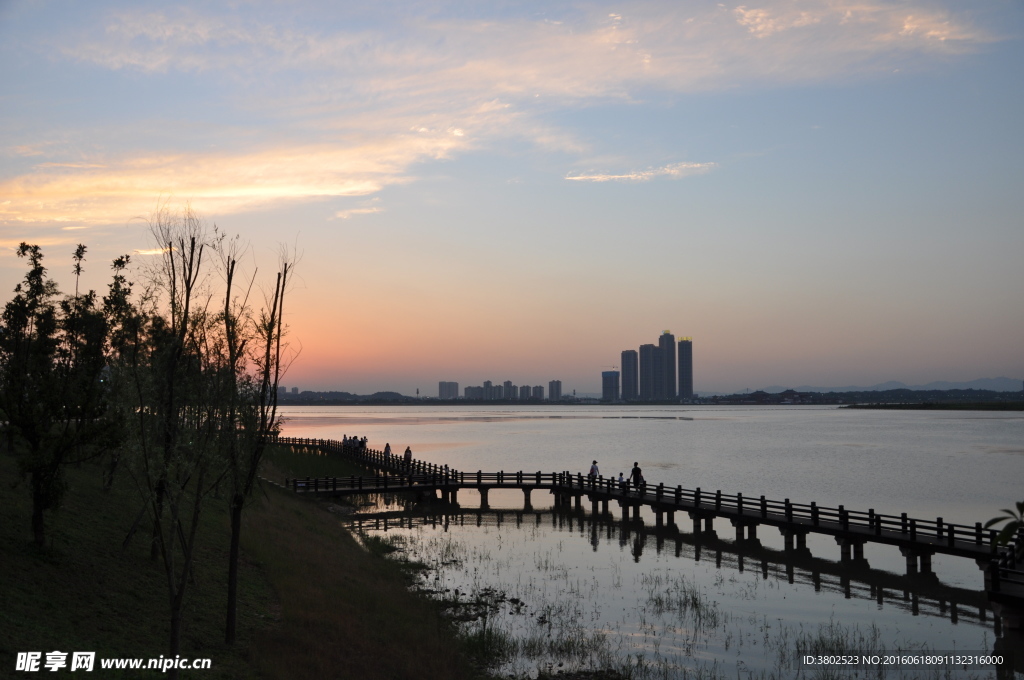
[
  {"left": 639, "top": 343, "right": 659, "bottom": 401},
  {"left": 658, "top": 331, "right": 676, "bottom": 400},
  {"left": 504, "top": 380, "right": 515, "bottom": 399},
  {"left": 621, "top": 350, "right": 638, "bottom": 401},
  {"left": 548, "top": 380, "right": 562, "bottom": 401},
  {"left": 291, "top": 386, "right": 298, "bottom": 395},
  {"left": 678, "top": 338, "right": 693, "bottom": 401},
  {"left": 532, "top": 385, "right": 544, "bottom": 400},
  {"left": 602, "top": 371, "right": 620, "bottom": 402},
  {"left": 465, "top": 385, "right": 484, "bottom": 400},
  {"left": 519, "top": 385, "right": 531, "bottom": 400},
  {"left": 278, "top": 385, "right": 286, "bottom": 395},
  {"left": 439, "top": 381, "right": 459, "bottom": 399}
]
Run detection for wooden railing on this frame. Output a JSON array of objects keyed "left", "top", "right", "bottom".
[{"left": 274, "top": 435, "right": 1006, "bottom": 559}]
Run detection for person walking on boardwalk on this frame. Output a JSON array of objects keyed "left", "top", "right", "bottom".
[
  {"left": 404, "top": 446, "right": 413, "bottom": 469},
  {"left": 589, "top": 460, "right": 599, "bottom": 478},
  {"left": 384, "top": 443, "right": 392, "bottom": 466},
  {"left": 630, "top": 462, "right": 642, "bottom": 495}
]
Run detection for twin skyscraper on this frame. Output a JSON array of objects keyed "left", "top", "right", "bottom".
[{"left": 603, "top": 331, "right": 694, "bottom": 403}]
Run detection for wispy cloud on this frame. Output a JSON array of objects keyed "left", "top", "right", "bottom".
[
  {"left": 335, "top": 204, "right": 383, "bottom": 220},
  {"left": 566, "top": 162, "right": 716, "bottom": 183},
  {"left": 0, "top": 1, "right": 993, "bottom": 226}
]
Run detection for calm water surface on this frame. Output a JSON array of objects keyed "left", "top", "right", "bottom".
[{"left": 279, "top": 405, "right": 1024, "bottom": 678}]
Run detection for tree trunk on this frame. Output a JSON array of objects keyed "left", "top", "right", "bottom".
[
  {"left": 225, "top": 493, "right": 243, "bottom": 644},
  {"left": 168, "top": 600, "right": 181, "bottom": 680},
  {"left": 31, "top": 474, "right": 46, "bottom": 546}
]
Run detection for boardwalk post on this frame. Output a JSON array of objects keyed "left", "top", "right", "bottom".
[
  {"left": 760, "top": 495, "right": 767, "bottom": 519},
  {"left": 737, "top": 492, "right": 743, "bottom": 515},
  {"left": 811, "top": 502, "right": 818, "bottom": 526}
]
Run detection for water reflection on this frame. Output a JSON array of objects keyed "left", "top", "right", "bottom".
[{"left": 348, "top": 505, "right": 994, "bottom": 631}]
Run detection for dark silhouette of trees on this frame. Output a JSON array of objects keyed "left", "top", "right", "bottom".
[
  {"left": 0, "top": 244, "right": 121, "bottom": 545},
  {"left": 0, "top": 216, "right": 295, "bottom": 671}
]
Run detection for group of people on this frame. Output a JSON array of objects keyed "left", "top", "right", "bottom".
[
  {"left": 342, "top": 435, "right": 414, "bottom": 467},
  {"left": 382, "top": 442, "right": 414, "bottom": 467},
  {"left": 588, "top": 460, "right": 646, "bottom": 494},
  {"left": 341, "top": 434, "right": 368, "bottom": 450}
]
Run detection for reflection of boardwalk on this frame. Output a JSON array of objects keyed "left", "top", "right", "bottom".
[
  {"left": 348, "top": 507, "right": 994, "bottom": 631},
  {"left": 275, "top": 436, "right": 1024, "bottom": 623}
]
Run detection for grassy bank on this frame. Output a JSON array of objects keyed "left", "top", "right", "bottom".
[{"left": 1, "top": 446, "right": 483, "bottom": 678}]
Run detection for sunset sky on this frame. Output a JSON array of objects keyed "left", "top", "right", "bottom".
[{"left": 1, "top": 0, "right": 1021, "bottom": 395}]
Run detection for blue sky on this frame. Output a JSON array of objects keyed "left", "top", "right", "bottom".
[{"left": 1, "top": 0, "right": 1022, "bottom": 394}]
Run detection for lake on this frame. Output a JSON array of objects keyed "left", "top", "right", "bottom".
[{"left": 279, "top": 405, "right": 1024, "bottom": 678}]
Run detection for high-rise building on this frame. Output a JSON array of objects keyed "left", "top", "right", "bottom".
[
  {"left": 438, "top": 381, "right": 459, "bottom": 399},
  {"left": 532, "top": 385, "right": 544, "bottom": 400},
  {"left": 548, "top": 380, "right": 562, "bottom": 401},
  {"left": 621, "top": 350, "right": 638, "bottom": 401},
  {"left": 658, "top": 331, "right": 676, "bottom": 400},
  {"left": 277, "top": 385, "right": 286, "bottom": 395},
  {"left": 602, "top": 371, "right": 620, "bottom": 402},
  {"left": 519, "top": 385, "right": 531, "bottom": 400},
  {"left": 678, "top": 337, "right": 693, "bottom": 401},
  {"left": 639, "top": 344, "right": 658, "bottom": 401},
  {"left": 291, "top": 386, "right": 298, "bottom": 395},
  {"left": 504, "top": 380, "right": 514, "bottom": 399}
]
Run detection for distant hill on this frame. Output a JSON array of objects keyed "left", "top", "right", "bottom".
[{"left": 762, "top": 377, "right": 1022, "bottom": 394}]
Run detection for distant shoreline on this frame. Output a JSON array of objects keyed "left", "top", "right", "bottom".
[{"left": 845, "top": 402, "right": 1024, "bottom": 411}]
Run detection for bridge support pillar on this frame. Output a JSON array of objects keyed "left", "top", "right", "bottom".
[
  {"left": 731, "top": 519, "right": 759, "bottom": 544},
  {"left": 688, "top": 512, "right": 715, "bottom": 536},
  {"left": 450, "top": 489, "right": 459, "bottom": 506},
  {"left": 655, "top": 510, "right": 664, "bottom": 527},
  {"left": 621, "top": 503, "right": 630, "bottom": 523},
  {"left": 632, "top": 504, "right": 642, "bottom": 521},
  {"left": 523, "top": 488, "right": 532, "bottom": 510},
  {"left": 835, "top": 537, "right": 866, "bottom": 565},
  {"left": 592, "top": 497, "right": 599, "bottom": 515},
  {"left": 779, "top": 528, "right": 809, "bottom": 553},
  {"left": 574, "top": 494, "right": 582, "bottom": 512},
  {"left": 478, "top": 488, "right": 488, "bottom": 509},
  {"left": 666, "top": 510, "right": 675, "bottom": 527},
  {"left": 900, "top": 547, "right": 933, "bottom": 575},
  {"left": 602, "top": 499, "right": 609, "bottom": 514}
]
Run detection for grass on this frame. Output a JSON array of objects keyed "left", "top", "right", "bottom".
[
  {"left": 0, "top": 452, "right": 272, "bottom": 679},
  {"left": 1, "top": 444, "right": 489, "bottom": 679}
]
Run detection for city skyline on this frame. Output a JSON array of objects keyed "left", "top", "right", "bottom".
[{"left": 2, "top": 1, "right": 1022, "bottom": 395}]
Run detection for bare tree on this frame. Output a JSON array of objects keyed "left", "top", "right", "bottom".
[{"left": 212, "top": 236, "right": 296, "bottom": 644}]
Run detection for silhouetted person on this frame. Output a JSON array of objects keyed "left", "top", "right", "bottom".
[
  {"left": 630, "top": 462, "right": 642, "bottom": 494},
  {"left": 589, "top": 460, "right": 599, "bottom": 477},
  {"left": 404, "top": 446, "right": 413, "bottom": 468}
]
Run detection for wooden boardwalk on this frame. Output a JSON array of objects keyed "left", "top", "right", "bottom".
[{"left": 274, "top": 435, "right": 1024, "bottom": 620}]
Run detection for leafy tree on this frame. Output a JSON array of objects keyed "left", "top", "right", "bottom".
[
  {"left": 985, "top": 501, "right": 1024, "bottom": 558},
  {"left": 0, "top": 244, "right": 119, "bottom": 545}
]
